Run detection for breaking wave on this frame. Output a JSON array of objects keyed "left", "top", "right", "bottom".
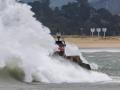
[{"left": 0, "top": 0, "right": 111, "bottom": 83}]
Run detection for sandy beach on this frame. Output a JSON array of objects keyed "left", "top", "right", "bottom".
[{"left": 63, "top": 36, "right": 120, "bottom": 48}]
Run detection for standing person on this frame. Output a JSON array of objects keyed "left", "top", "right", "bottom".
[{"left": 54, "top": 33, "right": 66, "bottom": 56}]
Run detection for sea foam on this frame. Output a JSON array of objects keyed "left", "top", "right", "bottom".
[{"left": 0, "top": 0, "right": 111, "bottom": 83}]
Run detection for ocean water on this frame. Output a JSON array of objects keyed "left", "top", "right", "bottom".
[
  {"left": 0, "top": 0, "right": 120, "bottom": 89},
  {"left": 0, "top": 0, "right": 119, "bottom": 90},
  {"left": 1, "top": 48, "right": 120, "bottom": 90},
  {"left": 81, "top": 48, "right": 120, "bottom": 83},
  {"left": 0, "top": 1, "right": 120, "bottom": 90},
  {"left": 0, "top": 0, "right": 112, "bottom": 84}
]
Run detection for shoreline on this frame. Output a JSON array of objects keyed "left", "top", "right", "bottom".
[{"left": 62, "top": 36, "right": 120, "bottom": 48}]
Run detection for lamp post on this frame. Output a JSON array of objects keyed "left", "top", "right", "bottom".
[
  {"left": 102, "top": 28, "right": 107, "bottom": 38},
  {"left": 96, "top": 28, "right": 101, "bottom": 38},
  {"left": 90, "top": 28, "right": 95, "bottom": 37}
]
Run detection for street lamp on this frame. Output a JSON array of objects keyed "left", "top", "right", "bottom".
[
  {"left": 90, "top": 28, "right": 95, "bottom": 37},
  {"left": 96, "top": 28, "right": 101, "bottom": 38},
  {"left": 102, "top": 28, "right": 107, "bottom": 38}
]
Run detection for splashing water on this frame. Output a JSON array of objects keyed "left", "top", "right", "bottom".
[{"left": 0, "top": 0, "right": 111, "bottom": 83}]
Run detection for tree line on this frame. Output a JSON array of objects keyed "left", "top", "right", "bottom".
[{"left": 26, "top": 0, "right": 120, "bottom": 36}]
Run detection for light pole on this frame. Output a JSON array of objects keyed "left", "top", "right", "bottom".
[
  {"left": 90, "top": 28, "right": 95, "bottom": 37},
  {"left": 96, "top": 28, "right": 101, "bottom": 38},
  {"left": 102, "top": 28, "right": 107, "bottom": 38}
]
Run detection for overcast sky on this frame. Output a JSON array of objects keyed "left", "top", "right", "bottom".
[
  {"left": 21, "top": 0, "right": 100, "bottom": 8},
  {"left": 22, "top": 0, "right": 100, "bottom": 2}
]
